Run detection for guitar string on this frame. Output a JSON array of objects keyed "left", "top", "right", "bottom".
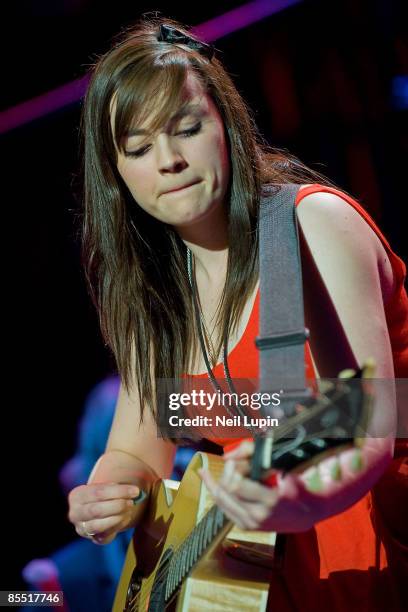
[
  {"left": 127, "top": 380, "right": 365, "bottom": 610},
  {"left": 128, "top": 507, "right": 231, "bottom": 612},
  {"left": 132, "top": 382, "right": 362, "bottom": 609},
  {"left": 127, "top": 503, "right": 228, "bottom": 609},
  {"left": 126, "top": 383, "right": 359, "bottom": 610},
  {"left": 128, "top": 247, "right": 254, "bottom": 610},
  {"left": 125, "top": 246, "right": 367, "bottom": 608}
]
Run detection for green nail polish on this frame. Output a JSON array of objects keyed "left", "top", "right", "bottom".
[
  {"left": 306, "top": 468, "right": 323, "bottom": 492},
  {"left": 330, "top": 460, "right": 342, "bottom": 481},
  {"left": 350, "top": 450, "right": 364, "bottom": 472}
]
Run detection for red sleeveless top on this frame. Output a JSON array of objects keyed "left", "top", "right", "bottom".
[{"left": 189, "top": 184, "right": 408, "bottom": 611}]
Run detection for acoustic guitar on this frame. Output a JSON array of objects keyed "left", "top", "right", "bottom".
[{"left": 113, "top": 361, "right": 375, "bottom": 611}]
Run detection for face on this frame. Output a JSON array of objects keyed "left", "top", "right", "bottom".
[{"left": 112, "top": 72, "right": 230, "bottom": 228}]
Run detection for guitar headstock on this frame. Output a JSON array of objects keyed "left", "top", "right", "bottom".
[{"left": 250, "top": 359, "right": 375, "bottom": 481}]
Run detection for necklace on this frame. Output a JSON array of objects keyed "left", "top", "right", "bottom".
[
  {"left": 186, "top": 247, "right": 257, "bottom": 434},
  {"left": 188, "top": 252, "right": 220, "bottom": 368}
]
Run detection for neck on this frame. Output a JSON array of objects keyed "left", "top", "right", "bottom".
[{"left": 174, "top": 199, "right": 229, "bottom": 284}]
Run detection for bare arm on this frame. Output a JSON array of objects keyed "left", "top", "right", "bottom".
[
  {"left": 200, "top": 191, "right": 398, "bottom": 531},
  {"left": 297, "top": 191, "right": 396, "bottom": 437},
  {"left": 104, "top": 380, "right": 176, "bottom": 479},
  {"left": 68, "top": 356, "right": 176, "bottom": 543}
]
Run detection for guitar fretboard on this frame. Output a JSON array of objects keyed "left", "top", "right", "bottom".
[
  {"left": 161, "top": 369, "right": 372, "bottom": 603},
  {"left": 165, "top": 505, "right": 228, "bottom": 601}
]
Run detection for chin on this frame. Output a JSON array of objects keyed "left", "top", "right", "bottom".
[
  {"left": 164, "top": 201, "right": 208, "bottom": 225},
  {"left": 177, "top": 208, "right": 212, "bottom": 227}
]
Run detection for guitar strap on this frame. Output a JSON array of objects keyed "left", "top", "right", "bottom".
[
  {"left": 255, "top": 183, "right": 362, "bottom": 571},
  {"left": 256, "top": 183, "right": 312, "bottom": 415},
  {"left": 256, "top": 182, "right": 359, "bottom": 407},
  {"left": 255, "top": 183, "right": 312, "bottom": 571}
]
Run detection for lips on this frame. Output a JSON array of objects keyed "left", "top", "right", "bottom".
[{"left": 161, "top": 180, "right": 201, "bottom": 195}]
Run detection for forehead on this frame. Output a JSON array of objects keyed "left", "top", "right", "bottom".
[{"left": 110, "top": 71, "right": 210, "bottom": 137}]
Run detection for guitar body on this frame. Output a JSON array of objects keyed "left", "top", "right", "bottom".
[{"left": 113, "top": 452, "right": 275, "bottom": 612}]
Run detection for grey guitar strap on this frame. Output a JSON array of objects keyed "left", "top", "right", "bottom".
[
  {"left": 253, "top": 182, "right": 312, "bottom": 572},
  {"left": 254, "top": 183, "right": 363, "bottom": 572},
  {"left": 256, "top": 183, "right": 312, "bottom": 416}
]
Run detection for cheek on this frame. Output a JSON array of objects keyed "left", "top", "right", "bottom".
[
  {"left": 216, "top": 135, "right": 230, "bottom": 179},
  {"left": 199, "top": 132, "right": 230, "bottom": 177},
  {"left": 119, "top": 164, "right": 153, "bottom": 199}
]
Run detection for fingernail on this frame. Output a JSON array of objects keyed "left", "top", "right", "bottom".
[
  {"left": 305, "top": 468, "right": 323, "bottom": 492},
  {"left": 350, "top": 450, "right": 364, "bottom": 472},
  {"left": 128, "top": 486, "right": 140, "bottom": 496},
  {"left": 330, "top": 459, "right": 342, "bottom": 481}
]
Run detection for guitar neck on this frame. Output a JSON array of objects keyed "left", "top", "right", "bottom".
[{"left": 165, "top": 504, "right": 233, "bottom": 602}]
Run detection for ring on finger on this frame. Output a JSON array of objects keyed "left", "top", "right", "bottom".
[{"left": 81, "top": 520, "right": 96, "bottom": 538}]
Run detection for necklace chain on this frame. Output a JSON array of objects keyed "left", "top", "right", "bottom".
[
  {"left": 187, "top": 252, "right": 219, "bottom": 368},
  {"left": 186, "top": 247, "right": 256, "bottom": 433}
]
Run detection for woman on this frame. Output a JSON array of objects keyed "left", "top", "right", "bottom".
[{"left": 68, "top": 16, "right": 407, "bottom": 610}]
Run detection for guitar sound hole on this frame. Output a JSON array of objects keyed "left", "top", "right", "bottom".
[{"left": 149, "top": 548, "right": 174, "bottom": 612}]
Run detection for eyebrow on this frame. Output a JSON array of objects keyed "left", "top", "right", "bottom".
[{"left": 125, "top": 104, "right": 205, "bottom": 138}]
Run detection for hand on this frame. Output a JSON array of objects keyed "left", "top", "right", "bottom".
[
  {"left": 198, "top": 444, "right": 280, "bottom": 530},
  {"left": 67, "top": 482, "right": 141, "bottom": 545},
  {"left": 198, "top": 439, "right": 369, "bottom": 533}
]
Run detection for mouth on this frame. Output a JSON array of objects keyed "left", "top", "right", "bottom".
[{"left": 161, "top": 180, "right": 201, "bottom": 195}]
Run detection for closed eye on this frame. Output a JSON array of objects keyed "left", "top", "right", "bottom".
[
  {"left": 177, "top": 122, "right": 202, "bottom": 137},
  {"left": 125, "top": 144, "right": 150, "bottom": 158},
  {"left": 125, "top": 122, "right": 202, "bottom": 158}
]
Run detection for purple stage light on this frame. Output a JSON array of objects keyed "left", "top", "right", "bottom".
[
  {"left": 0, "top": 75, "right": 89, "bottom": 135},
  {"left": 193, "top": 0, "right": 302, "bottom": 42},
  {"left": 0, "top": 0, "right": 302, "bottom": 134}
]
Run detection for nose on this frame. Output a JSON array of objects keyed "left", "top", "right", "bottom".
[{"left": 156, "top": 134, "right": 188, "bottom": 174}]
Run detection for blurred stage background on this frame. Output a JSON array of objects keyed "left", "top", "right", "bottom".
[{"left": 1, "top": 0, "right": 406, "bottom": 598}]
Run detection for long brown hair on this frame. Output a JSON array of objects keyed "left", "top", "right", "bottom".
[{"left": 80, "top": 15, "right": 337, "bottom": 437}]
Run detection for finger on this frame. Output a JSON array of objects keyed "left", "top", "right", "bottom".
[
  {"left": 79, "top": 497, "right": 135, "bottom": 523},
  {"left": 90, "top": 531, "right": 117, "bottom": 546},
  {"left": 336, "top": 447, "right": 364, "bottom": 479},
  {"left": 229, "top": 477, "right": 279, "bottom": 507},
  {"left": 229, "top": 458, "right": 251, "bottom": 476},
  {"left": 71, "top": 483, "right": 140, "bottom": 506},
  {"left": 198, "top": 468, "right": 258, "bottom": 529},
  {"left": 228, "top": 468, "right": 244, "bottom": 494},
  {"left": 68, "top": 485, "right": 140, "bottom": 523},
  {"left": 302, "top": 466, "right": 324, "bottom": 492},
  {"left": 219, "top": 459, "right": 236, "bottom": 488},
  {"left": 78, "top": 520, "right": 94, "bottom": 538},
  {"left": 211, "top": 475, "right": 271, "bottom": 529},
  {"left": 315, "top": 456, "right": 343, "bottom": 487},
  {"left": 219, "top": 460, "right": 248, "bottom": 494},
  {"left": 75, "top": 514, "right": 124, "bottom": 539},
  {"left": 223, "top": 440, "right": 254, "bottom": 460}
]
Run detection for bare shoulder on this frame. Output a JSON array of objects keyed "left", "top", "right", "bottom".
[
  {"left": 294, "top": 186, "right": 396, "bottom": 377},
  {"left": 296, "top": 186, "right": 396, "bottom": 304}
]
